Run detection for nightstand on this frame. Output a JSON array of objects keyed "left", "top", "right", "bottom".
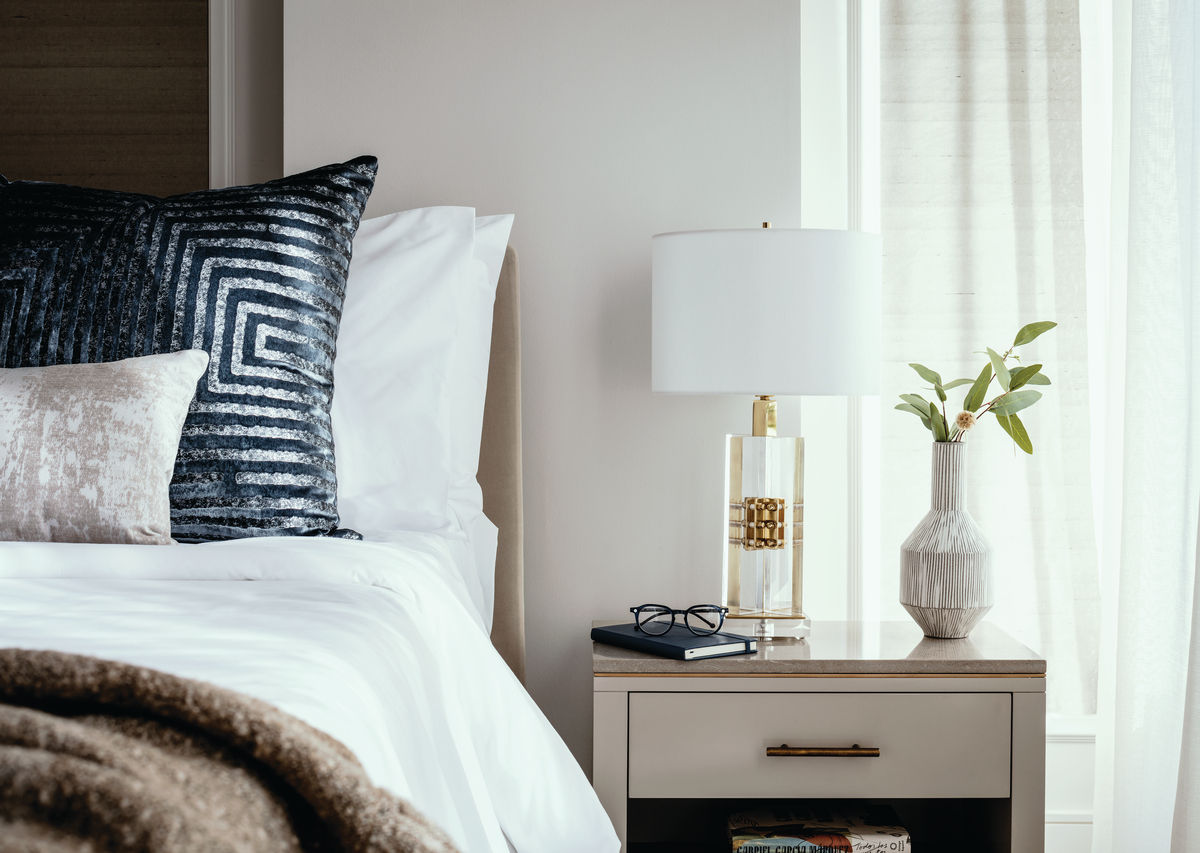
[{"left": 592, "top": 621, "right": 1046, "bottom": 852}]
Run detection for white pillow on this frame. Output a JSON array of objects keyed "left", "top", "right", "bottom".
[
  {"left": 447, "top": 214, "right": 513, "bottom": 627},
  {"left": 447, "top": 214, "right": 515, "bottom": 527},
  {"left": 332, "top": 208, "right": 513, "bottom": 537}
]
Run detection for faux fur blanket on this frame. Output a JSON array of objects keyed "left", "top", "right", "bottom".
[{"left": 0, "top": 649, "right": 460, "bottom": 853}]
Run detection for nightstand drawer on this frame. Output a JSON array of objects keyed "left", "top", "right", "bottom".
[{"left": 628, "top": 691, "right": 1011, "bottom": 799}]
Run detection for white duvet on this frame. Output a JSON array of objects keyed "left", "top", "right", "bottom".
[{"left": 0, "top": 535, "right": 619, "bottom": 853}]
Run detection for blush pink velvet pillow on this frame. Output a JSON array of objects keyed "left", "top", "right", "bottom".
[{"left": 0, "top": 351, "right": 208, "bottom": 544}]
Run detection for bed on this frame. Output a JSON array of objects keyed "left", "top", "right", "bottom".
[{"left": 0, "top": 163, "right": 618, "bottom": 852}]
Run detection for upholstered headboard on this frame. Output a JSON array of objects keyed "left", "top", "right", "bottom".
[{"left": 479, "top": 247, "right": 525, "bottom": 682}]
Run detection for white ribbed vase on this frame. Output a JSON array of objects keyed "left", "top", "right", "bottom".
[{"left": 900, "top": 441, "right": 992, "bottom": 639}]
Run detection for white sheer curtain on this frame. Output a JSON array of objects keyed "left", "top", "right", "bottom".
[
  {"left": 1090, "top": 0, "right": 1200, "bottom": 847},
  {"left": 880, "top": 0, "right": 1099, "bottom": 716},
  {"left": 881, "top": 0, "right": 1199, "bottom": 839}
]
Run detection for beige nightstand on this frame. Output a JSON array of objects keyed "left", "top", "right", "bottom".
[{"left": 592, "top": 620, "right": 1046, "bottom": 852}]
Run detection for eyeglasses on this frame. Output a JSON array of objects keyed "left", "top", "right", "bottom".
[{"left": 630, "top": 603, "right": 729, "bottom": 636}]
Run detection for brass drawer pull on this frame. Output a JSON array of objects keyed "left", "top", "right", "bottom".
[{"left": 766, "top": 743, "right": 881, "bottom": 758}]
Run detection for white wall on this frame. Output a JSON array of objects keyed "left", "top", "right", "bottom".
[{"left": 283, "top": 0, "right": 837, "bottom": 770}]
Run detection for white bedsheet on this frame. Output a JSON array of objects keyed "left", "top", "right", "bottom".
[{"left": 0, "top": 535, "right": 618, "bottom": 853}]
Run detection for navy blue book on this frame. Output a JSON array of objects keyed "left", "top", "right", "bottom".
[{"left": 590, "top": 623, "right": 757, "bottom": 660}]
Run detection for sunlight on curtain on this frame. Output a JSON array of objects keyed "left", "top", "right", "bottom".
[
  {"left": 1090, "top": 0, "right": 1200, "bottom": 846},
  {"left": 880, "top": 0, "right": 1099, "bottom": 715}
]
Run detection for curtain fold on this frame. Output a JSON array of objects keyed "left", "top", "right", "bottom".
[
  {"left": 1092, "top": 0, "right": 1200, "bottom": 847},
  {"left": 883, "top": 0, "right": 1199, "bottom": 841}
]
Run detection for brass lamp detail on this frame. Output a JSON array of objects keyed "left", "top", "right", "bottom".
[
  {"left": 734, "top": 498, "right": 786, "bottom": 550},
  {"left": 752, "top": 395, "right": 777, "bottom": 437}
]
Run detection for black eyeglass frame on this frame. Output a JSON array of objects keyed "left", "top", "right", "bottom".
[{"left": 629, "top": 603, "right": 730, "bottom": 636}]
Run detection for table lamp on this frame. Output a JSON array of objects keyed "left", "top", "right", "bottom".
[{"left": 651, "top": 224, "right": 881, "bottom": 640}]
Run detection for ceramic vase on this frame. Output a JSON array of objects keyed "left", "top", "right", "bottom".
[{"left": 900, "top": 441, "right": 992, "bottom": 638}]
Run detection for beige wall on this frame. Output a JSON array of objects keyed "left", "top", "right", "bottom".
[{"left": 283, "top": 0, "right": 819, "bottom": 770}]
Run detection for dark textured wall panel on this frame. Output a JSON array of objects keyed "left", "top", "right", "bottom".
[{"left": 0, "top": 0, "right": 208, "bottom": 196}]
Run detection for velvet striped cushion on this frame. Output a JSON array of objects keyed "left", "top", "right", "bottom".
[{"left": 0, "top": 156, "right": 378, "bottom": 540}]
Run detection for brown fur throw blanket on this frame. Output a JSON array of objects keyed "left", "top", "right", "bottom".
[{"left": 0, "top": 649, "right": 460, "bottom": 853}]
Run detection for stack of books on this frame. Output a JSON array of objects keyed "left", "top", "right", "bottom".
[{"left": 728, "top": 804, "right": 910, "bottom": 852}]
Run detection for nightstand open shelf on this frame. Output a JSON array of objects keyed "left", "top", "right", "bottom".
[
  {"left": 593, "top": 621, "right": 1046, "bottom": 852},
  {"left": 627, "top": 798, "right": 1012, "bottom": 852}
]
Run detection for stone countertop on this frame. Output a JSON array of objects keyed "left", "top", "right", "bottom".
[{"left": 591, "top": 620, "right": 1046, "bottom": 675}]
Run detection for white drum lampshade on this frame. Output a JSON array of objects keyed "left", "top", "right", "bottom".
[
  {"left": 651, "top": 226, "right": 881, "bottom": 640},
  {"left": 652, "top": 228, "right": 881, "bottom": 396}
]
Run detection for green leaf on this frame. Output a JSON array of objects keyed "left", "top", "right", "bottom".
[
  {"left": 900, "top": 396, "right": 935, "bottom": 428},
  {"left": 942, "top": 378, "right": 974, "bottom": 390},
  {"left": 935, "top": 384, "right": 947, "bottom": 402},
  {"left": 1026, "top": 372, "right": 1051, "bottom": 386},
  {"left": 1012, "top": 321, "right": 1057, "bottom": 347},
  {"left": 900, "top": 394, "right": 932, "bottom": 412},
  {"left": 908, "top": 363, "right": 943, "bottom": 386},
  {"left": 963, "top": 363, "right": 993, "bottom": 412},
  {"left": 996, "top": 412, "right": 1033, "bottom": 454},
  {"left": 1008, "top": 363, "right": 1043, "bottom": 391},
  {"left": 894, "top": 403, "right": 933, "bottom": 429},
  {"left": 990, "top": 389, "right": 1043, "bottom": 415},
  {"left": 987, "top": 347, "right": 1012, "bottom": 391},
  {"left": 929, "top": 402, "right": 948, "bottom": 441}
]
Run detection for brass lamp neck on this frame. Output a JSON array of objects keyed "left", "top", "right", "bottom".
[{"left": 752, "top": 395, "right": 777, "bottom": 437}]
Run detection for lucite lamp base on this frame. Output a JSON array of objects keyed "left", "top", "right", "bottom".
[{"left": 723, "top": 430, "right": 805, "bottom": 642}]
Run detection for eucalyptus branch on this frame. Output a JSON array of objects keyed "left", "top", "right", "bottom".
[
  {"left": 976, "top": 396, "right": 1002, "bottom": 420},
  {"left": 896, "top": 321, "right": 1057, "bottom": 456},
  {"left": 976, "top": 374, "right": 1000, "bottom": 415}
]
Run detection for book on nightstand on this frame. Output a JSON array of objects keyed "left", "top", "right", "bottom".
[
  {"left": 590, "top": 623, "right": 757, "bottom": 660},
  {"left": 728, "top": 804, "right": 910, "bottom": 852}
]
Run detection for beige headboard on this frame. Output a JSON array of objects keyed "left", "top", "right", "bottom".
[{"left": 478, "top": 247, "right": 525, "bottom": 682}]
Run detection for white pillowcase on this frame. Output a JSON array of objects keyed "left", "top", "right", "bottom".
[
  {"left": 447, "top": 214, "right": 515, "bottom": 527},
  {"left": 332, "top": 207, "right": 514, "bottom": 539}
]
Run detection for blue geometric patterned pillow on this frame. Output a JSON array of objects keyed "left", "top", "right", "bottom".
[{"left": 0, "top": 156, "right": 378, "bottom": 540}]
